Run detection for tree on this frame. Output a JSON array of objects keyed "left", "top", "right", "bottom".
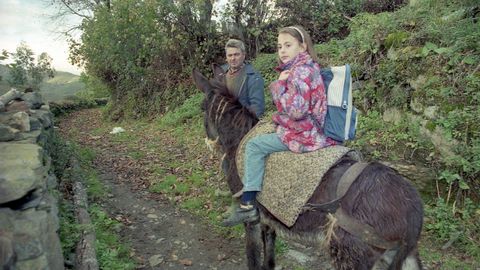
[
  {"left": 220, "top": 0, "right": 278, "bottom": 57},
  {"left": 7, "top": 42, "right": 55, "bottom": 90},
  {"left": 67, "top": 0, "right": 225, "bottom": 119}
]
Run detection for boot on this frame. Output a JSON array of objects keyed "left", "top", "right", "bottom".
[{"left": 221, "top": 201, "right": 259, "bottom": 227}]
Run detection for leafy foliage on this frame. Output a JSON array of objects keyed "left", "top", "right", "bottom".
[
  {"left": 70, "top": 0, "right": 225, "bottom": 119},
  {"left": 4, "top": 42, "right": 55, "bottom": 90},
  {"left": 315, "top": 0, "right": 480, "bottom": 205}
]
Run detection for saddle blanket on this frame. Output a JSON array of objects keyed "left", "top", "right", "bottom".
[{"left": 236, "top": 120, "right": 350, "bottom": 227}]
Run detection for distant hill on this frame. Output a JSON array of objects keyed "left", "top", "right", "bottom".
[
  {"left": 40, "top": 70, "right": 85, "bottom": 102},
  {"left": 0, "top": 64, "right": 85, "bottom": 102}
]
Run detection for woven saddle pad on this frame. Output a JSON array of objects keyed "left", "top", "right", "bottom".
[{"left": 236, "top": 120, "right": 350, "bottom": 227}]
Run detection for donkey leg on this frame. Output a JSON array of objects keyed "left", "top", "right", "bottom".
[
  {"left": 245, "top": 221, "right": 263, "bottom": 270},
  {"left": 401, "top": 251, "right": 422, "bottom": 270},
  {"left": 261, "top": 224, "right": 276, "bottom": 270}
]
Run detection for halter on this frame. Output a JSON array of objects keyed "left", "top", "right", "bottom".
[{"left": 204, "top": 93, "right": 230, "bottom": 165}]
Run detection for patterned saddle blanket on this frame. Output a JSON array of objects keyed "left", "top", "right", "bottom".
[{"left": 236, "top": 120, "right": 351, "bottom": 227}]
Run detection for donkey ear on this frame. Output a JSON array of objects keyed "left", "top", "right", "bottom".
[
  {"left": 192, "top": 69, "right": 211, "bottom": 94},
  {"left": 212, "top": 63, "right": 225, "bottom": 78}
]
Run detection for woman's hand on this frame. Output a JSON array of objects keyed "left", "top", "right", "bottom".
[{"left": 278, "top": 70, "right": 290, "bottom": 81}]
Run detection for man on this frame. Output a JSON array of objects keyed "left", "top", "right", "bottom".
[{"left": 221, "top": 39, "right": 265, "bottom": 118}]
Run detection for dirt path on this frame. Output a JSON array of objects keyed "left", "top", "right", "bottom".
[
  {"left": 97, "top": 168, "right": 247, "bottom": 269},
  {"left": 58, "top": 109, "right": 333, "bottom": 270}
]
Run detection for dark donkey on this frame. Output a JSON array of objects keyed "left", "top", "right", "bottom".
[{"left": 192, "top": 67, "right": 424, "bottom": 270}]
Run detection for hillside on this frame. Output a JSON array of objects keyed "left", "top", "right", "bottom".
[
  {"left": 0, "top": 64, "right": 85, "bottom": 101},
  {"left": 40, "top": 70, "right": 85, "bottom": 102}
]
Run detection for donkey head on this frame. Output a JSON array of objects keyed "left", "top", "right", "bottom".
[
  {"left": 192, "top": 67, "right": 259, "bottom": 194},
  {"left": 192, "top": 65, "right": 258, "bottom": 148},
  {"left": 192, "top": 69, "right": 220, "bottom": 143}
]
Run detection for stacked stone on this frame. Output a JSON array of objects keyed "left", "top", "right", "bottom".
[{"left": 0, "top": 89, "right": 64, "bottom": 269}]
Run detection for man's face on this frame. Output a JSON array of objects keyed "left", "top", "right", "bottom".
[{"left": 226, "top": 47, "right": 245, "bottom": 70}]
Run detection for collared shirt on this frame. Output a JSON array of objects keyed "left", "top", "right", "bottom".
[{"left": 226, "top": 64, "right": 246, "bottom": 98}]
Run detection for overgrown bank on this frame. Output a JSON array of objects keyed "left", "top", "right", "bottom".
[{"left": 253, "top": 0, "right": 480, "bottom": 262}]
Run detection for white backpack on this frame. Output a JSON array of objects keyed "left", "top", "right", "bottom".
[{"left": 321, "top": 64, "right": 358, "bottom": 143}]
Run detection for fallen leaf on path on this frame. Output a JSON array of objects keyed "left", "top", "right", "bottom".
[{"left": 179, "top": 259, "right": 193, "bottom": 266}]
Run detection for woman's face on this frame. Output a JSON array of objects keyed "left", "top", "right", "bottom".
[{"left": 277, "top": 33, "right": 306, "bottom": 64}]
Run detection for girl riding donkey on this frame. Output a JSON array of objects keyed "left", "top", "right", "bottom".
[{"left": 222, "top": 25, "right": 338, "bottom": 226}]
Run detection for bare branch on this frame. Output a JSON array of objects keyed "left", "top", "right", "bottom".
[{"left": 59, "top": 0, "right": 91, "bottom": 19}]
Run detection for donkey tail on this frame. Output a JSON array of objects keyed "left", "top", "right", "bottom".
[{"left": 387, "top": 202, "right": 423, "bottom": 270}]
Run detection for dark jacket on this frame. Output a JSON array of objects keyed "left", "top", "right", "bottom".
[{"left": 221, "top": 63, "right": 265, "bottom": 118}]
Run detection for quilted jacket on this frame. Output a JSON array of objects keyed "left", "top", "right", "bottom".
[{"left": 270, "top": 52, "right": 337, "bottom": 153}]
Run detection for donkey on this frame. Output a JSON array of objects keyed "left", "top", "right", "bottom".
[{"left": 192, "top": 68, "right": 424, "bottom": 270}]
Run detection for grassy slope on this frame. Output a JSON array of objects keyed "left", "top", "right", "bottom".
[
  {"left": 40, "top": 71, "right": 85, "bottom": 102},
  {"left": 0, "top": 64, "right": 84, "bottom": 101}
]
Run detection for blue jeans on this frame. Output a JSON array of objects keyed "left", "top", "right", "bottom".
[{"left": 243, "top": 133, "right": 289, "bottom": 192}]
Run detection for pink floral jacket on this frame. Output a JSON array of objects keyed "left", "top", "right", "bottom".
[{"left": 270, "top": 52, "right": 337, "bottom": 153}]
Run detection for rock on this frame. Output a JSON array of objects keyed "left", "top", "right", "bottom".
[
  {"left": 46, "top": 174, "right": 58, "bottom": 189},
  {"left": 410, "top": 97, "right": 424, "bottom": 114},
  {"left": 10, "top": 112, "right": 30, "bottom": 132},
  {"left": 16, "top": 130, "right": 42, "bottom": 144},
  {"left": 285, "top": 250, "right": 313, "bottom": 265},
  {"left": 0, "top": 207, "right": 63, "bottom": 270},
  {"left": 5, "top": 100, "right": 29, "bottom": 112},
  {"left": 30, "top": 110, "right": 53, "bottom": 129},
  {"left": 147, "top": 214, "right": 158, "bottom": 219},
  {"left": 179, "top": 258, "right": 193, "bottom": 266},
  {"left": 381, "top": 161, "right": 434, "bottom": 191},
  {"left": 383, "top": 108, "right": 402, "bottom": 124},
  {"left": 29, "top": 116, "right": 42, "bottom": 131},
  {"left": 423, "top": 106, "right": 439, "bottom": 120},
  {"left": 0, "top": 124, "right": 19, "bottom": 142},
  {"left": 22, "top": 92, "right": 43, "bottom": 110},
  {"left": 409, "top": 75, "right": 427, "bottom": 91},
  {"left": 0, "top": 231, "right": 15, "bottom": 269},
  {"left": 148, "top": 254, "right": 164, "bottom": 267},
  {"left": 0, "top": 143, "right": 45, "bottom": 204},
  {"left": 13, "top": 234, "right": 43, "bottom": 261}
]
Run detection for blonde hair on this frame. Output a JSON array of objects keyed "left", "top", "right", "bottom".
[{"left": 278, "top": 25, "right": 318, "bottom": 63}]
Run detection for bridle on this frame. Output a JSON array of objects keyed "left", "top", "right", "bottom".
[{"left": 204, "top": 93, "right": 229, "bottom": 163}]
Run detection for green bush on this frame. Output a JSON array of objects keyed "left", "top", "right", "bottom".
[
  {"left": 157, "top": 92, "right": 203, "bottom": 129},
  {"left": 424, "top": 197, "right": 480, "bottom": 257},
  {"left": 314, "top": 0, "right": 479, "bottom": 207}
]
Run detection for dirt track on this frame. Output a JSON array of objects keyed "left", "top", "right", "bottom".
[{"left": 58, "top": 108, "right": 332, "bottom": 270}]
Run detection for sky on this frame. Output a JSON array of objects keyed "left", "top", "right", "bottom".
[{"left": 0, "top": 0, "right": 83, "bottom": 75}]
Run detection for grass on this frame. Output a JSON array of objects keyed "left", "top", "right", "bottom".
[
  {"left": 89, "top": 205, "right": 135, "bottom": 270},
  {"left": 51, "top": 133, "right": 136, "bottom": 269}
]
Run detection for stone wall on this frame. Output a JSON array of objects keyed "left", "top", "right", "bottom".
[{"left": 0, "top": 89, "right": 64, "bottom": 269}]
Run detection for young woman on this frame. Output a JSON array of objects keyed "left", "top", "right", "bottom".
[{"left": 222, "top": 25, "right": 337, "bottom": 227}]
